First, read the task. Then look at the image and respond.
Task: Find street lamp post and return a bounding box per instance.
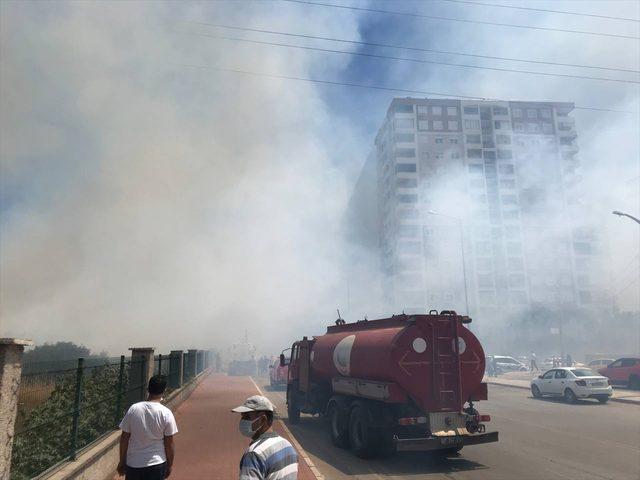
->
[612,210,640,225]
[428,210,470,315]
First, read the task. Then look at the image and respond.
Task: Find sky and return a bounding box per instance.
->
[0,0,638,356]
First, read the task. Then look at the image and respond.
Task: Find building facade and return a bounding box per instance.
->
[356,98,605,320]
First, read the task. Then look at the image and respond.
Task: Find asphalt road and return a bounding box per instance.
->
[256,380,640,480]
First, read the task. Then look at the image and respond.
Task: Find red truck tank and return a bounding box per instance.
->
[284,311,497,458]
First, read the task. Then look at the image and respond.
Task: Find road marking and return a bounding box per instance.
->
[250,377,325,480]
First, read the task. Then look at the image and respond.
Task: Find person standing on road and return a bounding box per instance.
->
[117,375,178,480]
[530,352,539,371]
[232,395,298,480]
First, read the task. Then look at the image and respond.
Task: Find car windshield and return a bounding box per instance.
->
[572,369,598,377]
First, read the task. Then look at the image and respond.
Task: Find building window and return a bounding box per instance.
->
[502,194,518,205]
[579,291,592,303]
[448,120,459,130]
[527,123,539,133]
[466,134,481,143]
[468,164,484,174]
[449,138,459,144]
[395,163,417,173]
[477,274,494,288]
[397,194,418,203]
[542,123,553,134]
[493,106,509,116]
[475,241,492,255]
[560,137,575,145]
[508,257,524,271]
[499,164,515,175]
[396,104,414,113]
[464,105,479,115]
[451,151,461,159]
[497,149,513,159]
[433,120,443,130]
[509,291,527,304]
[479,290,496,305]
[398,240,421,255]
[506,241,522,254]
[470,178,485,189]
[398,225,420,237]
[496,134,511,145]
[482,136,495,148]
[483,150,496,160]
[396,178,418,188]
[417,105,428,114]
[500,179,516,189]
[395,148,416,158]
[541,108,552,118]
[464,119,481,129]
[394,133,415,143]
[476,258,493,271]
[447,106,458,116]
[513,123,524,132]
[418,120,429,131]
[512,108,523,118]
[432,106,443,115]
[526,109,537,118]
[435,152,444,160]
[421,151,430,160]
[573,242,592,255]
[467,149,482,158]
[435,137,444,144]
[395,118,414,129]
[502,210,519,220]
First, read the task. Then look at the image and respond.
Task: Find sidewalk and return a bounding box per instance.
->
[115,374,318,479]
[484,373,640,405]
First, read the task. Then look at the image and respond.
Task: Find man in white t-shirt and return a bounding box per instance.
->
[117,375,178,479]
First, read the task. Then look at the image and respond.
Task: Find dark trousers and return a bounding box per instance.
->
[125,462,167,480]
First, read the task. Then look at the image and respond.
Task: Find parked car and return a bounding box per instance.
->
[587,359,614,370]
[269,355,289,389]
[598,357,640,390]
[493,355,528,372]
[531,367,612,403]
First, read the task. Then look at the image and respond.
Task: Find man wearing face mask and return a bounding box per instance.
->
[232,395,298,479]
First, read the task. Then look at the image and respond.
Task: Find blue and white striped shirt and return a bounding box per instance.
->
[239,431,298,480]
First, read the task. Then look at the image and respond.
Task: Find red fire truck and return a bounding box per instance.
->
[282,311,498,457]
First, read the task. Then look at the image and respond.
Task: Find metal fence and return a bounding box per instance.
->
[11,350,210,479]
[11,356,145,480]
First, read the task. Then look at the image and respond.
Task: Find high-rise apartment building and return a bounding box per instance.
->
[350,98,605,320]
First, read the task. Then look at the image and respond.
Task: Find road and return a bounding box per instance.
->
[256,380,640,480]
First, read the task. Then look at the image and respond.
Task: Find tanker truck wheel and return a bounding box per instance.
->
[348,404,378,458]
[287,388,300,424]
[329,403,350,449]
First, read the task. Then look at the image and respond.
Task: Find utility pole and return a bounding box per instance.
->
[428,210,470,315]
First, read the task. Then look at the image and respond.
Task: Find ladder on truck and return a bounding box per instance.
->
[431,314,464,411]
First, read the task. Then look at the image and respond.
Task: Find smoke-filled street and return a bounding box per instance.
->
[257,381,639,480]
[2,1,639,479]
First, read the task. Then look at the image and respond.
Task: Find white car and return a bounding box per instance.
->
[493,355,528,372]
[587,359,614,370]
[530,367,612,404]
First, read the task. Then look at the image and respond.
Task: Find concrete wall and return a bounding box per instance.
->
[38,369,211,480]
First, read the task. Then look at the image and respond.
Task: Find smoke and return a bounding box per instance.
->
[0,1,361,354]
[1,0,638,358]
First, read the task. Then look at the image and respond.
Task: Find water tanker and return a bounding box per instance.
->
[283,311,498,458]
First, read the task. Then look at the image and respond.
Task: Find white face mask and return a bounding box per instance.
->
[239,416,264,438]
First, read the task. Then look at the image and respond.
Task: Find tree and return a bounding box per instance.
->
[23,342,91,363]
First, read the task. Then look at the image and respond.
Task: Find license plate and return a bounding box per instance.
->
[440,436,462,446]
[592,382,604,387]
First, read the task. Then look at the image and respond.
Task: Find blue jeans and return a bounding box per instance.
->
[125,462,167,480]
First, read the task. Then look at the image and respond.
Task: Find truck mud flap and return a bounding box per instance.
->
[394,431,499,452]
